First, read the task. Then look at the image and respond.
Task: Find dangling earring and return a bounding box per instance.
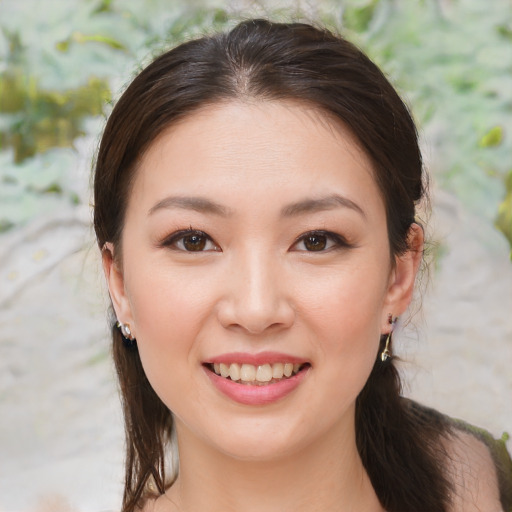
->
[381,314,397,362]
[117,321,137,348]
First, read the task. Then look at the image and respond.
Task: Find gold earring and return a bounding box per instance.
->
[381,315,397,362]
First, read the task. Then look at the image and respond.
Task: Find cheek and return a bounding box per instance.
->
[298,263,388,384]
[299,261,388,335]
[126,257,218,333]
[123,265,219,392]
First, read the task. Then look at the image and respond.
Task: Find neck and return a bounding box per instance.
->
[158,417,383,512]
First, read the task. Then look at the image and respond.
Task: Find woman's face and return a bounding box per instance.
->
[105,100,419,460]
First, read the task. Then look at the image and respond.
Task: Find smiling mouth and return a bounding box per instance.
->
[204,362,311,386]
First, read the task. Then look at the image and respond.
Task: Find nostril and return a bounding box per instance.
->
[216,279,295,334]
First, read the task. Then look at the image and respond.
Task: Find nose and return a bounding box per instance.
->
[217,250,295,335]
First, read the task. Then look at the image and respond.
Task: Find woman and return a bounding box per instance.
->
[93,19,511,512]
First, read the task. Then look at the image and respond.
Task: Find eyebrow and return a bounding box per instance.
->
[280,194,366,218]
[148,193,366,219]
[148,196,232,216]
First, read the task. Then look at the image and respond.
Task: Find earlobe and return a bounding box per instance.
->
[102,242,134,328]
[383,223,424,317]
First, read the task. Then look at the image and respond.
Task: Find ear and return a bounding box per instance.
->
[102,242,135,331]
[382,223,424,322]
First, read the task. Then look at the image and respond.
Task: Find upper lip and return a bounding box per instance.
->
[204,351,310,366]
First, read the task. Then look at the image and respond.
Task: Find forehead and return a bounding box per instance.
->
[130,100,383,216]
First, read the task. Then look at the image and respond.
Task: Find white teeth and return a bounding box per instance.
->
[240,363,256,382]
[211,361,305,383]
[220,363,230,378]
[272,363,284,379]
[256,364,273,382]
[229,363,241,381]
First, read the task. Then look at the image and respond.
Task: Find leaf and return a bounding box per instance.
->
[92,0,113,15]
[71,32,127,51]
[479,126,504,148]
[0,218,15,233]
[55,40,70,52]
[342,0,380,32]
[40,182,63,195]
[496,170,512,248]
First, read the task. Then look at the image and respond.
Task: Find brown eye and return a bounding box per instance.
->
[163,229,219,252]
[182,233,207,251]
[303,234,327,251]
[291,230,350,253]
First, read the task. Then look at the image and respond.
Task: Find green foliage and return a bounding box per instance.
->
[341,0,380,33]
[479,126,503,149]
[0,0,230,232]
[0,0,511,252]
[0,71,110,162]
[496,170,512,258]
[327,0,512,250]
[0,146,86,232]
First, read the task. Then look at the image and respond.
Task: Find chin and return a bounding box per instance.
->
[191,412,336,464]
[216,435,305,463]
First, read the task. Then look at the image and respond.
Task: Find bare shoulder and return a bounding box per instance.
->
[140,496,161,512]
[140,498,156,512]
[141,493,176,512]
[444,428,503,512]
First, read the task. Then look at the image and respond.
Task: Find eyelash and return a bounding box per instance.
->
[160,228,351,253]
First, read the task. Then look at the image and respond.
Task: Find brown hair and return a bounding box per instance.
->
[94,19,451,512]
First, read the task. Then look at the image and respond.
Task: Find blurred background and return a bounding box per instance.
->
[0,0,511,510]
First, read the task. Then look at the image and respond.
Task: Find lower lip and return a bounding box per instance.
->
[204,367,310,406]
